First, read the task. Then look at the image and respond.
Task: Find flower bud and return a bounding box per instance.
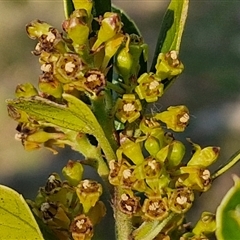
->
[155,105,190,132]
[15,83,38,98]
[115,94,142,123]
[26,20,52,39]
[192,212,216,236]
[62,160,84,186]
[62,9,90,46]
[167,140,186,168]
[187,140,220,167]
[155,50,184,80]
[92,12,122,51]
[144,136,161,157]
[76,179,102,213]
[135,72,164,102]
[117,137,144,165]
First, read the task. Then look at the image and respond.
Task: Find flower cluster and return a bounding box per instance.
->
[28,160,105,240]
[6,1,220,239]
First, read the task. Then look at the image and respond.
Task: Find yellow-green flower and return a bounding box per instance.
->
[154,105,190,132]
[135,72,164,102]
[115,94,142,123]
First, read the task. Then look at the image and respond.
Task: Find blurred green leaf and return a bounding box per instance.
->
[150,0,189,72]
[216,175,240,240]
[0,185,44,240]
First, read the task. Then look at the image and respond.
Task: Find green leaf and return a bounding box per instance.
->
[216,175,240,240]
[150,0,189,72]
[6,94,115,161]
[63,0,75,18]
[0,185,44,240]
[112,5,141,36]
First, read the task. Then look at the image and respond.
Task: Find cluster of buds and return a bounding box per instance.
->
[28,160,105,240]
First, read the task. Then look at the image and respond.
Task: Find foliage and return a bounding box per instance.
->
[3,0,240,239]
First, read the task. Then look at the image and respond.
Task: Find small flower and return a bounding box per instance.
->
[76,179,102,213]
[155,50,184,80]
[83,69,106,96]
[168,187,194,214]
[154,105,190,132]
[92,12,122,51]
[118,191,140,216]
[62,160,84,186]
[54,53,87,83]
[44,173,62,194]
[135,72,164,102]
[70,214,93,240]
[115,94,142,123]
[62,9,90,46]
[177,166,212,192]
[142,196,169,220]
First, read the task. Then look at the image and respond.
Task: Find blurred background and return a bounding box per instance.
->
[1,0,240,238]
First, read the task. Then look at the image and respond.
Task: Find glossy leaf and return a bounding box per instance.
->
[6,94,115,161]
[0,185,44,240]
[216,175,240,240]
[150,0,189,72]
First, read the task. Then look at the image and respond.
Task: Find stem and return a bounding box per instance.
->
[212,149,240,180]
[114,187,133,240]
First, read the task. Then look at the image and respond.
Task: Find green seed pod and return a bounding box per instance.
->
[167,140,186,168]
[76,179,102,213]
[192,211,216,236]
[15,83,38,98]
[38,72,63,98]
[115,94,142,123]
[142,196,169,221]
[62,9,90,46]
[135,72,164,103]
[155,105,190,132]
[91,12,122,51]
[115,44,133,82]
[62,160,84,186]
[144,136,161,156]
[155,50,184,80]
[167,187,194,214]
[187,140,220,167]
